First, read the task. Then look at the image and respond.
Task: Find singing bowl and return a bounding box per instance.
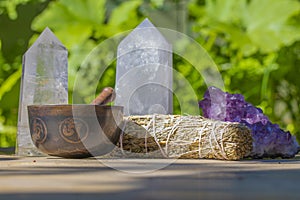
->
[27,105,123,158]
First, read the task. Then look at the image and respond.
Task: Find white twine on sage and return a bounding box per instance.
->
[116,115,252,160]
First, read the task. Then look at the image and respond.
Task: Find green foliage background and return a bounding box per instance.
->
[0,0,300,147]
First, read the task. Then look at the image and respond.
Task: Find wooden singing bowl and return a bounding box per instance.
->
[27,105,123,158]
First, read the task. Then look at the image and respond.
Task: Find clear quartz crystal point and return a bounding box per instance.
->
[115,18,173,115]
[17,27,68,156]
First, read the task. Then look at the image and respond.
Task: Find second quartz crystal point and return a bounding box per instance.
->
[115,18,173,115]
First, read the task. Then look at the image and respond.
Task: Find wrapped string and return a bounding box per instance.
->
[112,115,252,160]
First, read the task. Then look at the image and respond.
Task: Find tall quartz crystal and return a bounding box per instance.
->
[115,18,173,115]
[17,27,68,156]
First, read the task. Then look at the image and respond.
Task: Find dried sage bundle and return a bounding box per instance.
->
[108,115,252,160]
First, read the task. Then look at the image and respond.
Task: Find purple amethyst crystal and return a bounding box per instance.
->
[199,86,300,158]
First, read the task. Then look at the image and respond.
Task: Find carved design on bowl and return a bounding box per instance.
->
[31,117,47,144]
[59,118,89,144]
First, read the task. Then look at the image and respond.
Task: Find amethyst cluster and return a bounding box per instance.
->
[199,86,300,158]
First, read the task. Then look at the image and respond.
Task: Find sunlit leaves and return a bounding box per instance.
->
[58,0,106,24]
[195,0,300,55]
[245,0,300,53]
[0,0,33,19]
[32,0,105,48]
[0,68,21,102]
[102,0,142,36]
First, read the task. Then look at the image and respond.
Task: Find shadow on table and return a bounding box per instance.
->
[0,165,113,176]
[1,154,300,176]
[0,147,15,155]
[0,167,300,200]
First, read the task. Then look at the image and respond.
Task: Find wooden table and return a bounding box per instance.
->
[0,155,300,200]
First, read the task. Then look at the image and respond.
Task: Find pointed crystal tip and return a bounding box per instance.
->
[39,27,63,45]
[136,18,155,29]
[118,18,171,54]
[25,27,66,54]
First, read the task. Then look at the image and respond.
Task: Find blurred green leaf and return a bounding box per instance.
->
[0,67,21,102]
[32,0,106,48]
[205,0,246,24]
[199,0,300,55]
[242,0,300,53]
[0,123,16,147]
[150,0,164,8]
[102,0,142,36]
[108,0,142,26]
[59,0,106,24]
[0,0,34,19]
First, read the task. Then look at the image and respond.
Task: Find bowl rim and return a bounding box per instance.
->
[27,104,123,109]
[27,104,124,116]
